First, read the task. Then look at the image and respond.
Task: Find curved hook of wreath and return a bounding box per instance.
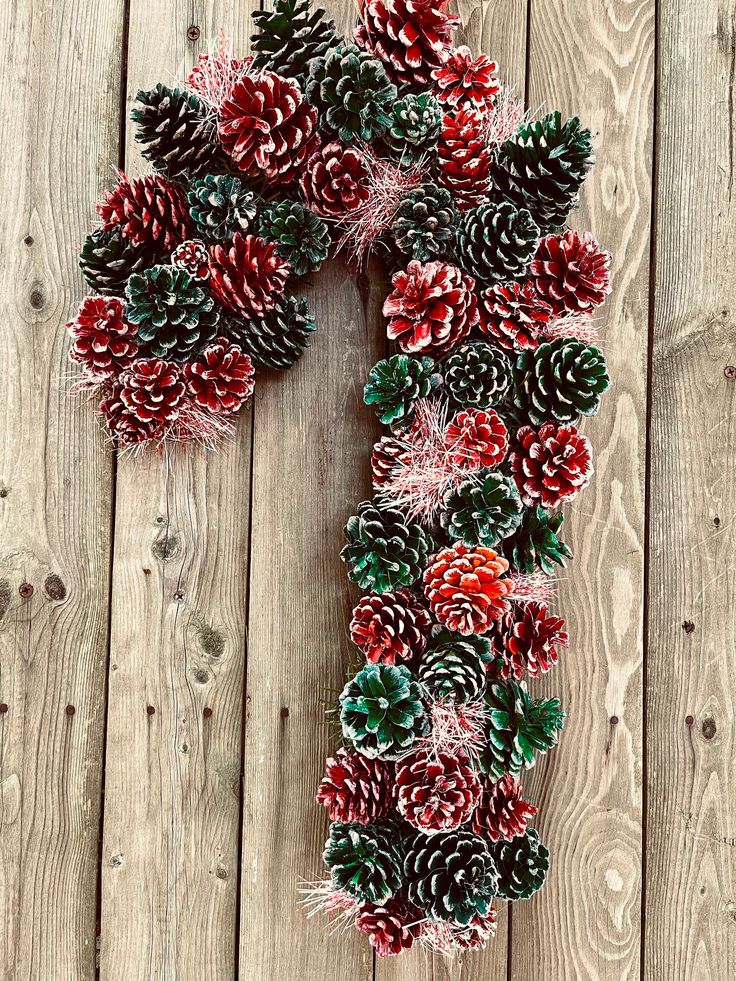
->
[65,0,613,960]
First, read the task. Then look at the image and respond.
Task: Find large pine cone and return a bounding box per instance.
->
[383,92,441,162]
[531,230,612,316]
[364,354,435,428]
[350,588,433,665]
[440,472,523,548]
[66,296,138,381]
[423,543,513,636]
[225,294,315,370]
[510,422,593,508]
[356,899,423,957]
[208,233,291,320]
[436,108,492,210]
[479,281,552,351]
[512,338,610,425]
[99,391,164,447]
[404,830,498,924]
[396,749,482,834]
[443,342,512,410]
[490,602,568,680]
[456,201,539,284]
[98,174,191,253]
[342,499,431,594]
[324,821,405,904]
[502,506,572,576]
[471,773,537,843]
[132,84,224,179]
[79,227,159,296]
[184,337,255,415]
[187,174,259,242]
[445,407,509,471]
[339,662,426,760]
[316,747,394,824]
[118,358,186,425]
[481,680,565,780]
[489,828,549,900]
[432,45,499,111]
[250,0,340,87]
[417,630,491,702]
[300,141,371,217]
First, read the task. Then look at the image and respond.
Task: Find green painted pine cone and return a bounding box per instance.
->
[489,828,549,900]
[418,630,492,703]
[392,183,458,262]
[132,84,225,179]
[364,354,435,428]
[443,342,512,409]
[251,0,341,87]
[341,499,431,593]
[491,112,594,232]
[513,339,610,425]
[225,295,316,369]
[257,200,330,276]
[340,663,427,759]
[404,830,499,924]
[187,174,259,242]
[125,264,220,361]
[306,43,397,143]
[324,821,405,903]
[441,472,523,547]
[383,92,441,162]
[480,680,565,780]
[456,201,539,283]
[79,226,158,296]
[502,507,572,575]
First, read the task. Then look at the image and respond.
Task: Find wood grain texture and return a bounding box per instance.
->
[510,2,654,979]
[645,0,736,977]
[98,3,256,979]
[0,1,123,978]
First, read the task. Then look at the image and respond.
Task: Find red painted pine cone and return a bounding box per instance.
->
[423,543,513,636]
[384,259,478,355]
[350,588,433,665]
[316,747,394,824]
[471,773,537,842]
[300,141,371,217]
[208,233,291,320]
[531,230,612,316]
[371,435,411,489]
[491,601,568,680]
[66,296,138,381]
[217,70,317,184]
[355,899,423,957]
[118,358,186,424]
[479,282,553,352]
[510,422,593,508]
[99,390,164,447]
[432,45,499,111]
[184,337,255,415]
[437,108,492,210]
[395,749,482,834]
[445,407,508,471]
[98,174,190,253]
[171,239,210,281]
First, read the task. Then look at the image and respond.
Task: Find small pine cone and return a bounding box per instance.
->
[443,342,512,410]
[445,407,508,471]
[432,45,499,112]
[97,174,191,253]
[479,282,552,352]
[79,226,158,297]
[502,506,572,576]
[342,499,431,594]
[531,230,612,316]
[456,201,540,284]
[349,588,433,665]
[436,109,492,210]
[404,830,498,924]
[226,294,316,370]
[354,0,460,88]
[324,820,405,904]
[300,141,371,217]
[417,631,491,703]
[187,174,259,242]
[364,354,435,428]
[316,747,394,824]
[481,680,565,779]
[339,662,426,759]
[356,899,423,957]
[489,828,549,900]
[118,358,186,425]
[391,183,457,262]
[371,435,411,489]
[510,422,593,508]
[491,602,569,680]
[184,337,255,415]
[132,84,224,179]
[66,296,138,381]
[384,259,478,355]
[208,233,291,320]
[257,200,330,276]
[471,773,537,842]
[99,390,164,447]
[218,71,317,183]
[513,339,610,426]
[423,543,513,636]
[171,240,210,281]
[250,0,340,87]
[396,749,482,835]
[440,472,522,548]
[383,92,442,163]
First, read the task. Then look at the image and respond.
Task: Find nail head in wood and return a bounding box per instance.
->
[19,582,34,598]
[681,620,695,634]
[147,705,156,716]
[66,704,75,716]
[610,715,619,725]
[187,24,201,41]
[724,365,736,380]
[685,715,694,726]
[203,706,213,719]
[0,703,8,714]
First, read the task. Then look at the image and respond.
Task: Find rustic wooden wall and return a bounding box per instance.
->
[0,1,734,979]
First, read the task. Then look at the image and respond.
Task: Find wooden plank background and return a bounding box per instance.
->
[0,1,734,979]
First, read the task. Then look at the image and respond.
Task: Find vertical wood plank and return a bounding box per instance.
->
[646,0,736,977]
[0,1,123,977]
[511,2,654,979]
[99,3,256,979]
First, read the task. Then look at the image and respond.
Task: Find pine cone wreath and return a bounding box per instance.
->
[225,294,316,369]
[356,899,423,957]
[391,183,457,262]
[341,499,431,593]
[436,108,492,210]
[117,358,186,426]
[355,0,460,88]
[257,200,330,276]
[66,296,138,381]
[171,239,210,281]
[479,281,553,351]
[132,84,224,179]
[502,506,572,575]
[316,747,394,824]
[404,830,498,924]
[364,354,435,428]
[383,92,442,163]
[99,390,164,447]
[443,342,512,410]
[184,337,255,415]
[324,820,405,903]
[531,230,612,316]
[250,0,341,87]
[124,264,220,361]
[396,749,482,834]
[299,141,371,217]
[440,472,523,548]
[384,259,478,355]
[417,630,491,703]
[79,226,158,296]
[489,828,549,900]
[423,543,514,636]
[510,422,593,508]
[339,662,426,759]
[456,201,540,284]
[491,602,568,680]
[218,70,317,183]
[513,338,610,425]
[97,174,191,253]
[187,174,259,242]
[350,588,433,665]
[306,43,397,144]
[208,233,291,320]
[490,112,594,232]
[371,434,412,489]
[480,680,565,780]
[471,773,537,843]
[445,407,509,471]
[432,45,499,111]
